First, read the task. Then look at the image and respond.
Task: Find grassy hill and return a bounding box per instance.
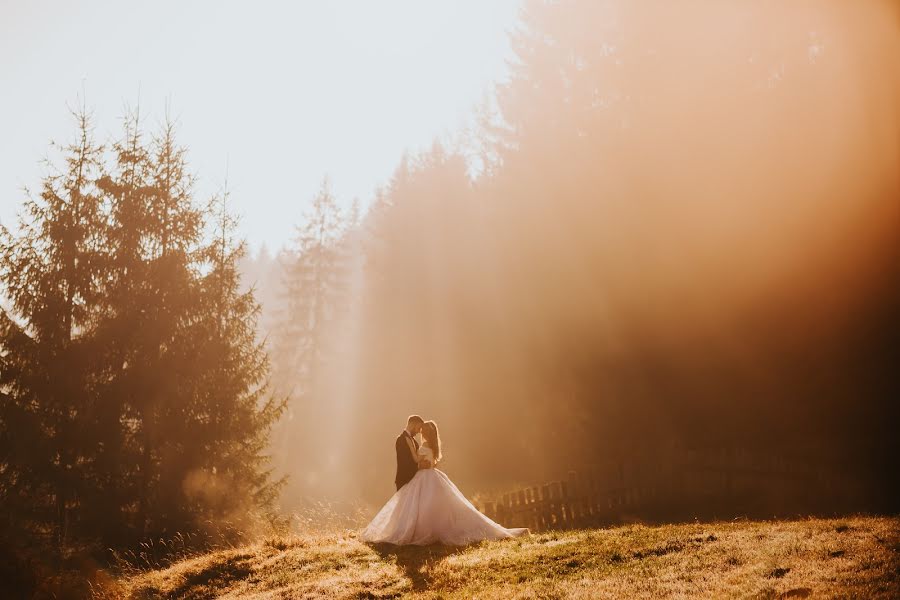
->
[104,516,898,599]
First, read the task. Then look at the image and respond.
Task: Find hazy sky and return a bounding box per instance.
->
[0,0,520,250]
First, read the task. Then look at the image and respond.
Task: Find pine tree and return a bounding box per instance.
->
[91,105,155,540]
[270,178,351,498]
[95,111,207,537]
[0,106,108,547]
[273,178,347,398]
[188,185,287,533]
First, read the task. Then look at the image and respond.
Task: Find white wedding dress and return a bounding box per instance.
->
[360,445,529,546]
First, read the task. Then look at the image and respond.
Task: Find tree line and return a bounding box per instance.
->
[254,0,900,509]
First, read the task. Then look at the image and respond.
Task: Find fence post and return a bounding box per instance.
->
[512,490,522,527]
[554,480,566,527]
[501,492,512,526]
[576,471,591,521]
[516,489,527,528]
[567,470,580,526]
[541,483,552,529]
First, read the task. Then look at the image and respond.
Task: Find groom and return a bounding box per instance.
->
[395,414,425,490]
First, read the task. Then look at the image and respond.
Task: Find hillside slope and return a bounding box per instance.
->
[109,516,898,599]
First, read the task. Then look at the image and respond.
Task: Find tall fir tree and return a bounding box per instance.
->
[189,185,286,530]
[270,178,352,498]
[95,111,207,537]
[0,106,109,547]
[92,105,155,540]
[273,178,348,398]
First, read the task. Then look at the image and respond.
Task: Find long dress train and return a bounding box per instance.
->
[360,446,529,546]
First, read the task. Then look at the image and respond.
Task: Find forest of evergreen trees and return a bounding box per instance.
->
[2,0,898,595]
[252,0,900,511]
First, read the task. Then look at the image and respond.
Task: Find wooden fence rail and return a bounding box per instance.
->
[479,448,841,532]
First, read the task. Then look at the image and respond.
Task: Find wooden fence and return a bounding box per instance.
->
[479,447,844,531]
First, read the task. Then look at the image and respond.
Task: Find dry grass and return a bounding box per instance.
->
[105,516,899,599]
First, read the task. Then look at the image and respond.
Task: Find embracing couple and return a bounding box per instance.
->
[360,415,529,546]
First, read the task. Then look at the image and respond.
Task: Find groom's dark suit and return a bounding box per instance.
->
[395,430,419,491]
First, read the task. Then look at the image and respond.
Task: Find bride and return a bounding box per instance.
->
[360,419,529,546]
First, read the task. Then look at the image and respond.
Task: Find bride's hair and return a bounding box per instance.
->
[422,420,442,464]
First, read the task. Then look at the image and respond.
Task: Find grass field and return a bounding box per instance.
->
[105,516,898,599]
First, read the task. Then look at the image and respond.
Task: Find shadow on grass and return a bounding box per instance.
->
[162,554,253,600]
[370,543,468,591]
